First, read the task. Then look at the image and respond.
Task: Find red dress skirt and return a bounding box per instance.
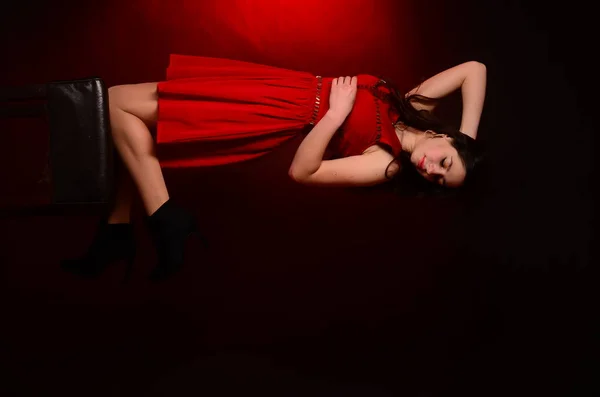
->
[156,54,321,168]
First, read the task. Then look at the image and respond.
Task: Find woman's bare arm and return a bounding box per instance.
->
[289,148,399,187]
[407,61,487,139]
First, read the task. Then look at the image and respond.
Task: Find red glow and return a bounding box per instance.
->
[136,0,417,82]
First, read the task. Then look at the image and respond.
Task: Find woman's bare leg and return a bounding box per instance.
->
[64,82,195,281]
[107,82,169,216]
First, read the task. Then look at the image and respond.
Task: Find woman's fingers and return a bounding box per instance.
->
[332,76,357,86]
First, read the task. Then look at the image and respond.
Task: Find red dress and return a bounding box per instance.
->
[156,54,402,168]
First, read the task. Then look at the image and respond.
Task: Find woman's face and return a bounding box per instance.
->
[410,134,466,187]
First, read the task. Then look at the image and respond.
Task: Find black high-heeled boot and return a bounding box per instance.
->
[61,220,136,282]
[145,199,201,282]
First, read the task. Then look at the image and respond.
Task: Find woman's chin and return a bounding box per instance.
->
[409,155,418,167]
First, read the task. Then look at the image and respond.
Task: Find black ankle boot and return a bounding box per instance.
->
[145,199,200,282]
[61,220,136,282]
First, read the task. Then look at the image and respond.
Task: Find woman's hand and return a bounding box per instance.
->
[327,76,357,122]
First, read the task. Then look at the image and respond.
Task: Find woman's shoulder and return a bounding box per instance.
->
[361,144,402,176]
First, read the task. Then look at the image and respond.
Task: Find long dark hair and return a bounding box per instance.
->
[374,77,484,195]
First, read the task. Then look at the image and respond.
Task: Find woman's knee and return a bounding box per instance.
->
[107,83,159,127]
[108,85,125,107]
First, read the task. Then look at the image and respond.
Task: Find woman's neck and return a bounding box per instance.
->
[395,123,426,153]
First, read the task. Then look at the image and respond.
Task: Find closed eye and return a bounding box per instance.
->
[442,157,453,171]
[439,157,452,186]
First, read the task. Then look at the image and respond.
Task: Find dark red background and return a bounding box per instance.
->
[0,1,594,396]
